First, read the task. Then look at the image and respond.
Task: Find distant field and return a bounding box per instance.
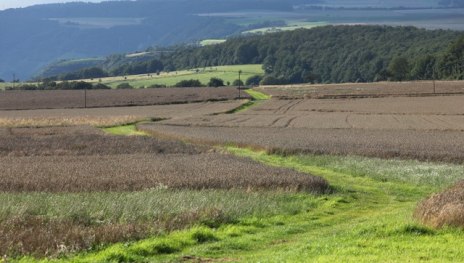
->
[205,7,464,31]
[81,64,263,88]
[200,39,227,46]
[243,21,327,34]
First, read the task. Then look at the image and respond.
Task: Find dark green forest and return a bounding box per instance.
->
[164,26,464,84]
[51,26,464,85]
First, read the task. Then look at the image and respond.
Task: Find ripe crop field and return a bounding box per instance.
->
[257,80,464,99]
[0,87,248,110]
[0,100,245,127]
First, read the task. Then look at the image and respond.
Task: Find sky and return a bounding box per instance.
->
[0,0,107,10]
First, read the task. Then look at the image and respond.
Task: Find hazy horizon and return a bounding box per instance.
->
[0,0,107,10]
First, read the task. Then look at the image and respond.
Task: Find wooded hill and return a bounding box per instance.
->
[47,26,464,85]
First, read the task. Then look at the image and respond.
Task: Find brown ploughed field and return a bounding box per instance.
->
[140,87,464,163]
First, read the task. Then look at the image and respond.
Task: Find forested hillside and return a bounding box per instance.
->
[0,0,322,80]
[48,26,464,84]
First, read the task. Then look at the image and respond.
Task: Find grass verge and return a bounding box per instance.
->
[226,89,270,114]
[102,123,148,136]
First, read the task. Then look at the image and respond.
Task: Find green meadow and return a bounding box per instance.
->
[82,64,263,88]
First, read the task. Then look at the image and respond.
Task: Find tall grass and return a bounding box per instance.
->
[0,189,318,257]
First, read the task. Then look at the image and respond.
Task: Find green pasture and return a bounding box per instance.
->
[84,64,263,88]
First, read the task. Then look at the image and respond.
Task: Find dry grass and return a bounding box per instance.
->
[0,101,246,127]
[0,87,249,110]
[0,190,303,257]
[415,180,464,228]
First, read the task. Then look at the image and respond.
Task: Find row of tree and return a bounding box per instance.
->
[3,81,111,91]
[2,75,261,90]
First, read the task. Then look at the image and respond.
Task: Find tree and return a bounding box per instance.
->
[410,55,437,80]
[234,43,259,64]
[245,75,262,86]
[175,79,203,87]
[388,57,410,81]
[260,76,284,85]
[0,78,4,83]
[232,79,244,86]
[93,83,112,90]
[439,36,464,79]
[208,77,224,87]
[116,83,134,89]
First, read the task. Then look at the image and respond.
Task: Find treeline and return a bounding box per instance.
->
[3,81,111,91]
[47,26,464,85]
[3,76,255,91]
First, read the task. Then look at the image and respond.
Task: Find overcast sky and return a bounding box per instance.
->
[0,1,107,10]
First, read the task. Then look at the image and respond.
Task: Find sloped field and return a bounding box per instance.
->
[141,95,464,162]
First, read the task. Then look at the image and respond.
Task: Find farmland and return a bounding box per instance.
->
[2,82,464,261]
[256,80,464,99]
[140,83,464,162]
[0,125,327,256]
[79,64,263,88]
[0,100,244,127]
[0,87,248,110]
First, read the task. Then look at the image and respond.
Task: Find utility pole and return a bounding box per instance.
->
[432,67,436,94]
[238,70,242,99]
[12,73,15,89]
